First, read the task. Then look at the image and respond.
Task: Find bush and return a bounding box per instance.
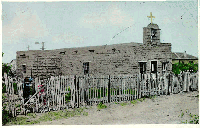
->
[137,97,146,102]
[172,63,198,75]
[181,113,199,124]
[120,102,128,106]
[97,102,107,109]
[2,83,6,93]
[130,100,137,105]
[2,109,12,125]
[2,83,18,94]
[2,100,14,126]
[65,87,71,102]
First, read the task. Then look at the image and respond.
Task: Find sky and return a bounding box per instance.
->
[2,0,198,63]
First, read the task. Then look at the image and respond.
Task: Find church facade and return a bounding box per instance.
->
[16,13,172,78]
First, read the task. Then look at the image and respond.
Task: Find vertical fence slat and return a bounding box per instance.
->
[92,75,94,104]
[103,75,105,103]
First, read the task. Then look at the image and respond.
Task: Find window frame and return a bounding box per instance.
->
[138,61,147,74]
[22,64,26,73]
[151,61,157,73]
[162,62,168,73]
[83,62,89,75]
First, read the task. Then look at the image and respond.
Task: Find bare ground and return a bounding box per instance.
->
[34,91,199,125]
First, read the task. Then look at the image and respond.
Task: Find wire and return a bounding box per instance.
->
[108,24,135,44]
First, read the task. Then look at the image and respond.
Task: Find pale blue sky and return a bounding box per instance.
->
[2,1,198,63]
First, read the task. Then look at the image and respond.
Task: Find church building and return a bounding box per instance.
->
[16,12,172,78]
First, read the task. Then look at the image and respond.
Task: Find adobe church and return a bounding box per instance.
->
[16,12,172,78]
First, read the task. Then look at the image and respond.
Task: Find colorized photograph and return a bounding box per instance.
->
[2,1,199,125]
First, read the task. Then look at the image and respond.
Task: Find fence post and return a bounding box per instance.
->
[182,72,187,92]
[108,75,111,103]
[168,73,171,95]
[187,72,190,92]
[74,75,78,108]
[76,75,80,108]
[137,74,141,99]
[196,73,199,92]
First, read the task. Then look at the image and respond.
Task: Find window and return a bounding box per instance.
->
[22,64,26,73]
[112,48,116,53]
[189,61,193,64]
[151,29,157,43]
[59,51,66,55]
[162,62,168,73]
[89,50,95,53]
[20,54,25,56]
[139,62,146,74]
[151,61,157,73]
[83,62,89,75]
[151,29,156,37]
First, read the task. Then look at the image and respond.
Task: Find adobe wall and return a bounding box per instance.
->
[16,42,172,78]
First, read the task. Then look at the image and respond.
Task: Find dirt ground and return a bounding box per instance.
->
[34,91,199,125]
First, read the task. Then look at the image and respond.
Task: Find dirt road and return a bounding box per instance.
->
[37,91,199,125]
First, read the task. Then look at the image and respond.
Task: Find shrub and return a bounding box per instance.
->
[2,83,6,93]
[189,114,199,124]
[180,110,199,124]
[65,87,71,102]
[120,102,128,106]
[130,100,137,105]
[97,102,107,109]
[181,114,199,124]
[172,62,198,75]
[2,83,18,94]
[149,95,156,99]
[2,109,12,125]
[137,97,146,102]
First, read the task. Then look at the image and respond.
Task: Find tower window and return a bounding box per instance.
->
[151,29,157,43]
[151,29,156,37]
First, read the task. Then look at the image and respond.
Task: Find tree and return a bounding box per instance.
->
[172,62,198,75]
[2,52,14,77]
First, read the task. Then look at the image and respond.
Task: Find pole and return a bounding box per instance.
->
[41,42,45,51]
[108,75,111,103]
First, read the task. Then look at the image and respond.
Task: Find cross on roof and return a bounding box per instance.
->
[147,12,155,24]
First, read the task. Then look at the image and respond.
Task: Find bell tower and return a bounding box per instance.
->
[143,12,161,46]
